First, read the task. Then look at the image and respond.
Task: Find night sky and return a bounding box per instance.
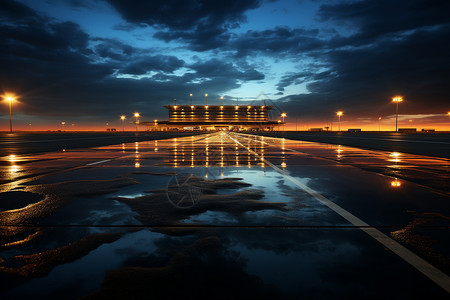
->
[1,0,449,130]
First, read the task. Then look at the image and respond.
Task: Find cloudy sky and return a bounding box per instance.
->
[1,0,449,130]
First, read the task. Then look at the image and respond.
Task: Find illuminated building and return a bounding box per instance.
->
[141,104,281,131]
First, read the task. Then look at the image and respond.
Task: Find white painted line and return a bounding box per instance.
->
[234,133,303,154]
[227,132,450,293]
[85,159,111,166]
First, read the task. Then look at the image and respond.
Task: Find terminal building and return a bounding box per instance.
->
[141,104,282,131]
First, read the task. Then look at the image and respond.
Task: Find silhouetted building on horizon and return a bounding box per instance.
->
[140,104,282,131]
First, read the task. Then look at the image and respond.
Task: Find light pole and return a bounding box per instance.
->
[134,112,140,132]
[378,117,381,132]
[120,115,126,132]
[5,96,15,133]
[205,93,208,105]
[190,93,193,105]
[220,96,224,105]
[392,97,403,132]
[61,121,66,131]
[281,113,286,131]
[336,111,343,131]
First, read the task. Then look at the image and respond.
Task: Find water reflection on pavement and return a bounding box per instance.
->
[0,132,449,299]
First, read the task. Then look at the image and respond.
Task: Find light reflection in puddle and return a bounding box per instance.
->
[178,167,325,225]
[115,193,146,199]
[9,165,20,173]
[6,229,164,299]
[391,178,401,187]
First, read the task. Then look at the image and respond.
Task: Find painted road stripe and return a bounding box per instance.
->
[227,132,450,293]
[85,159,111,166]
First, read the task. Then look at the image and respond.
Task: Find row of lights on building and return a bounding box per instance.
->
[172,105,267,110]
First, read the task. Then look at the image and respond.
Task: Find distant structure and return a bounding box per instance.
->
[309,128,324,132]
[398,128,417,133]
[141,103,281,131]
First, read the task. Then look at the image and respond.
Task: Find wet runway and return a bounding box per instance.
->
[0,132,449,299]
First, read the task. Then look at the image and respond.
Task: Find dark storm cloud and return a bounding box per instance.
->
[0,0,40,20]
[276,69,339,93]
[232,27,322,57]
[153,26,231,52]
[319,0,450,44]
[106,0,261,30]
[1,1,89,51]
[120,55,185,75]
[0,1,99,88]
[189,59,264,81]
[107,0,262,51]
[94,39,135,60]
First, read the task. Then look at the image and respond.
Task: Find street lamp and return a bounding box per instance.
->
[221,96,224,105]
[378,117,382,132]
[134,112,140,132]
[190,93,193,105]
[392,97,403,132]
[281,113,286,131]
[4,95,15,133]
[205,93,208,105]
[120,115,126,132]
[336,111,343,131]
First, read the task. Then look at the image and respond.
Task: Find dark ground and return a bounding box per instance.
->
[254,131,450,158]
[0,131,203,156]
[1,131,448,158]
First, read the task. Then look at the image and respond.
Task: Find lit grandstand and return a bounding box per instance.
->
[140,104,282,131]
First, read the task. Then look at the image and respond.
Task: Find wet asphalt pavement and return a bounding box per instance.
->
[0,132,449,299]
[0,132,202,157]
[257,131,450,158]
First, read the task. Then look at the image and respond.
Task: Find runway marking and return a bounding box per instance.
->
[85,159,112,166]
[227,132,450,293]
